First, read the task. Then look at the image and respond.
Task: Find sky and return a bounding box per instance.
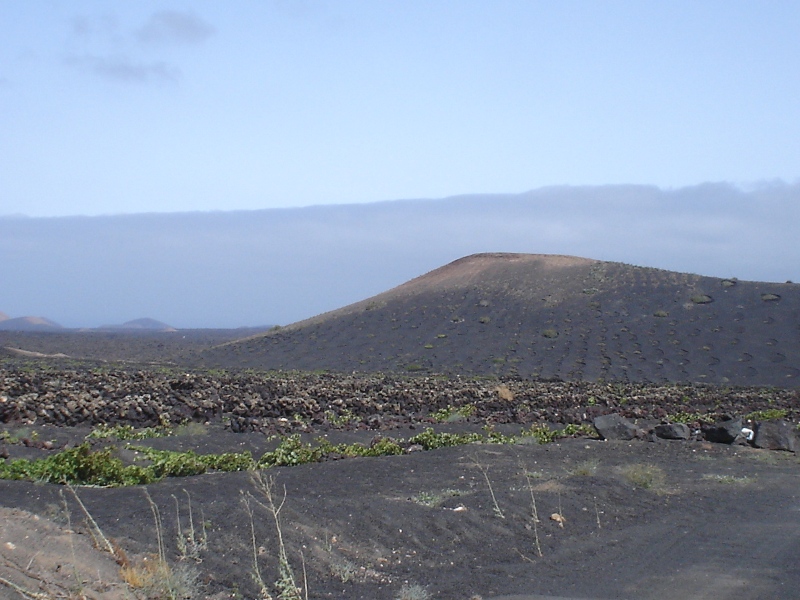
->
[1,1,799,217]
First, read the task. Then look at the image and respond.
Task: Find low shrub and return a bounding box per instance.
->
[432,404,476,422]
[1,421,597,486]
[744,408,788,422]
[665,411,713,424]
[621,464,665,489]
[0,443,155,486]
[522,424,559,444]
[702,474,752,485]
[87,424,168,441]
[134,446,255,477]
[408,428,483,450]
[257,434,325,468]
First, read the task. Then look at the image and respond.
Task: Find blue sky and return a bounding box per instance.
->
[2,1,799,217]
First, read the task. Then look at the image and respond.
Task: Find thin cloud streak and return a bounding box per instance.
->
[64,54,181,83]
[61,10,212,84]
[136,11,215,45]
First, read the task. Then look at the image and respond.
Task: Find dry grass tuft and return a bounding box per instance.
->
[569,459,599,477]
[396,582,431,600]
[620,464,666,490]
[495,385,514,401]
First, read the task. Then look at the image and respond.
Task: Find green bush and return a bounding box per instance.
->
[408,428,483,450]
[257,434,325,468]
[332,437,404,458]
[0,415,598,487]
[484,429,517,444]
[0,443,155,486]
[133,446,255,477]
[521,424,559,444]
[744,408,788,422]
[86,424,168,441]
[432,404,476,422]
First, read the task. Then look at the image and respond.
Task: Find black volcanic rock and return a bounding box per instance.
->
[654,423,692,440]
[703,416,743,444]
[1,368,797,434]
[593,413,639,440]
[753,420,797,452]
[200,253,800,387]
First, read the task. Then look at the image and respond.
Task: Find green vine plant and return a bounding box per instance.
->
[0,424,597,487]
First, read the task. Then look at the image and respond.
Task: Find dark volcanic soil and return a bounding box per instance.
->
[1,365,800,599]
[0,328,268,366]
[1,427,799,600]
[2,285,799,600]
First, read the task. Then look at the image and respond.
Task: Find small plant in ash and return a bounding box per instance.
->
[431,404,476,422]
[396,583,431,600]
[620,464,665,490]
[569,459,599,477]
[87,424,169,441]
[245,472,307,600]
[472,455,505,519]
[744,408,788,422]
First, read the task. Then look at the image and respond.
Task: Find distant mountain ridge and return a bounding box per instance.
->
[98,318,176,332]
[0,316,63,332]
[0,313,175,332]
[201,253,800,387]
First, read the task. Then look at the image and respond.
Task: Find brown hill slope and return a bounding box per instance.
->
[201,253,800,387]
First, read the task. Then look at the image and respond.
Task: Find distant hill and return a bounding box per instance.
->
[0,311,9,322]
[99,318,177,332]
[0,316,63,332]
[201,253,800,387]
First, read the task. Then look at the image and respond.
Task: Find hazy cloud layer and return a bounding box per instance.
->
[136,11,215,45]
[1,184,797,329]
